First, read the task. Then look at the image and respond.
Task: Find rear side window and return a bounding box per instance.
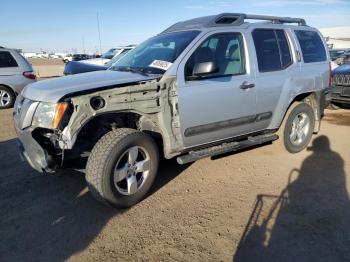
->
[0,51,18,68]
[252,29,292,72]
[295,30,327,63]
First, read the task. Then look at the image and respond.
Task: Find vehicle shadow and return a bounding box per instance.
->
[149,157,191,196]
[233,135,350,262]
[0,139,188,262]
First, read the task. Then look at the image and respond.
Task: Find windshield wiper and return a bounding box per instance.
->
[113,67,149,76]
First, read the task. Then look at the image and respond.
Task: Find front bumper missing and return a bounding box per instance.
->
[15,126,55,173]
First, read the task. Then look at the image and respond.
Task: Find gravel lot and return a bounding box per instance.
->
[0,106,349,262]
[29,58,65,78]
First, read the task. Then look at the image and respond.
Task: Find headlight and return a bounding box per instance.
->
[32,102,69,129]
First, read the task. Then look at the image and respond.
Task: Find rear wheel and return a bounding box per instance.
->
[0,86,15,109]
[85,128,159,208]
[278,102,315,153]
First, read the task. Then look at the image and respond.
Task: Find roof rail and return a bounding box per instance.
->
[161,13,306,34]
[209,13,306,26]
[244,14,306,26]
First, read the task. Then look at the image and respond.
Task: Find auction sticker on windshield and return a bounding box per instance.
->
[149,60,173,70]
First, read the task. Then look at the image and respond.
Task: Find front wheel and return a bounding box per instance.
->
[278,102,315,153]
[85,128,159,208]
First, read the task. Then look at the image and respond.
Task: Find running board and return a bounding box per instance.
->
[176,133,278,165]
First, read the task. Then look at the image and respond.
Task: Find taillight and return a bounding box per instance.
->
[23,71,36,80]
[329,62,333,87]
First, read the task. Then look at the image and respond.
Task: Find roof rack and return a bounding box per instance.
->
[162,13,306,34]
[244,14,306,26]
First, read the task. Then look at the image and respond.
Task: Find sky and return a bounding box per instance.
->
[1,0,350,53]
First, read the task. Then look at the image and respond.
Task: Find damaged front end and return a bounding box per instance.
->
[13,96,73,173]
[14,76,183,173]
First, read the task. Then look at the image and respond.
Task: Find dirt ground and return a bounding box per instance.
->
[28,58,65,78]
[0,107,349,262]
[28,58,65,66]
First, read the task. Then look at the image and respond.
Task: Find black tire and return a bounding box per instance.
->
[85,128,159,208]
[0,86,16,109]
[278,102,315,153]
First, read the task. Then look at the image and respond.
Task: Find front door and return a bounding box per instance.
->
[176,31,258,148]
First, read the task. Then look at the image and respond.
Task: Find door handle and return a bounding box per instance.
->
[240,81,255,90]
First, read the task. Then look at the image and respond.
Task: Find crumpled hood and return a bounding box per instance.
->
[22,70,157,103]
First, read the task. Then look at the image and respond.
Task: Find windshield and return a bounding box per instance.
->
[110,30,200,75]
[106,49,132,67]
[102,48,119,59]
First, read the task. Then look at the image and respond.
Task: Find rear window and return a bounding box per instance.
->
[0,51,18,68]
[252,29,292,72]
[295,30,327,63]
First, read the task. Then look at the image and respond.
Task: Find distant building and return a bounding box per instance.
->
[319,26,350,49]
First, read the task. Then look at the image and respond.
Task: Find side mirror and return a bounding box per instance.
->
[192,61,219,77]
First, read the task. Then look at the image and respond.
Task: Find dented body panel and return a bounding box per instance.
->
[60,76,183,158]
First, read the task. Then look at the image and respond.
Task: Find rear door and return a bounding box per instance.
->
[176,31,258,148]
[251,28,298,130]
[293,29,329,89]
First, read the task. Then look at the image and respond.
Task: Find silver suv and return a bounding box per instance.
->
[14,13,331,208]
[0,47,36,109]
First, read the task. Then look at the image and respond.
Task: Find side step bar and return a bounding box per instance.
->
[176,133,278,165]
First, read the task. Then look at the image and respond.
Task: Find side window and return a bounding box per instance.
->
[276,30,292,67]
[185,33,245,80]
[294,30,327,63]
[252,29,292,72]
[0,51,18,68]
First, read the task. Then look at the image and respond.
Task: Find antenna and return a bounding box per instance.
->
[96,12,103,56]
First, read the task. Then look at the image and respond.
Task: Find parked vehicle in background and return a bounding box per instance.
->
[63,54,91,63]
[331,63,350,107]
[80,46,135,66]
[72,54,91,61]
[329,49,349,61]
[335,51,350,65]
[63,62,108,75]
[14,13,331,208]
[22,52,38,59]
[63,54,73,63]
[63,47,133,75]
[0,47,36,109]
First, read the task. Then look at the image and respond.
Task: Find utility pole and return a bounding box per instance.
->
[97,12,103,56]
[82,36,86,54]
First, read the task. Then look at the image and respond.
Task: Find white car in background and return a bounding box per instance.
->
[62,54,73,63]
[80,46,135,66]
[22,52,38,59]
[0,47,36,109]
